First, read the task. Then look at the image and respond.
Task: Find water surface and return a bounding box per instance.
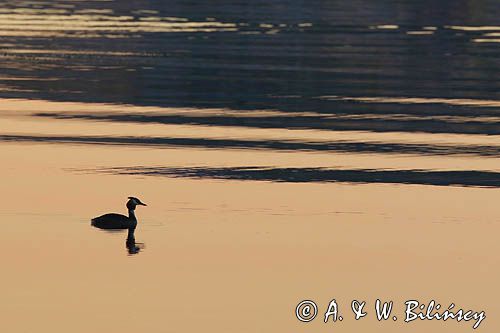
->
[0,1,499,332]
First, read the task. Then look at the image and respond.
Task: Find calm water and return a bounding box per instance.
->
[0,1,499,332]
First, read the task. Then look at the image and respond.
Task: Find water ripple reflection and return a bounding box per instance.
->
[1,1,500,189]
[87,166,500,188]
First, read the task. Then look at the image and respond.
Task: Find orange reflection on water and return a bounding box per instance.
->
[1,134,499,333]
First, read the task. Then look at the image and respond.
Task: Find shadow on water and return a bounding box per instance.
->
[1,134,499,157]
[34,111,500,136]
[88,166,500,188]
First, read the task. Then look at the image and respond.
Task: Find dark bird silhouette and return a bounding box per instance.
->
[91,197,147,241]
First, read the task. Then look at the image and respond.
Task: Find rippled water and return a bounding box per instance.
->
[1,0,500,185]
[2,0,500,109]
[0,1,500,187]
[1,2,499,332]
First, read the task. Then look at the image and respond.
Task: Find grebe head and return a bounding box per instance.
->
[127,196,147,210]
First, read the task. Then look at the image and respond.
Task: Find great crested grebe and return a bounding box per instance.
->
[91,197,147,240]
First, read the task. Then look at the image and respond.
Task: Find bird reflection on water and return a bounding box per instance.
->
[126,238,145,255]
[91,197,147,256]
